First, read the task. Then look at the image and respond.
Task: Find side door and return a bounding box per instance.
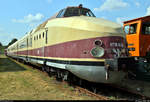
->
[140,22,150,56]
[124,22,140,56]
[44,29,48,57]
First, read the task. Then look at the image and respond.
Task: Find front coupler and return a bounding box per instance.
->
[105,57,136,72]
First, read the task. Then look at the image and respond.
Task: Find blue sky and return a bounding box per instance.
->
[0,0,150,45]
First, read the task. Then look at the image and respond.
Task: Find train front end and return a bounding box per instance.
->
[49,5,130,84]
[81,18,129,84]
[37,4,130,84]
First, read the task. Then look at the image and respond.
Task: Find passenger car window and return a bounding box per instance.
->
[39,34,41,39]
[46,30,48,44]
[43,32,44,38]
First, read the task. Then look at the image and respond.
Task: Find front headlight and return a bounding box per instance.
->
[91,47,105,57]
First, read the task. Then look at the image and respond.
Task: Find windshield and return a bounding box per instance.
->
[124,23,137,35]
[64,8,96,17]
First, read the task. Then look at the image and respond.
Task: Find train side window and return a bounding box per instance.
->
[46,30,48,44]
[27,38,28,47]
[124,25,129,34]
[39,34,41,39]
[43,32,44,38]
[37,35,38,40]
[129,23,137,34]
[30,38,32,47]
[142,23,150,35]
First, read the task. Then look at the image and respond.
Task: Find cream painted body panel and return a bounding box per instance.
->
[44,16,125,46]
[6,15,127,85]
[8,16,125,53]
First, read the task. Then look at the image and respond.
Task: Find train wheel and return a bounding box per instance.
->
[49,68,55,77]
[48,68,52,77]
[79,79,82,86]
[67,73,74,86]
[56,70,64,82]
[62,73,68,81]
[42,66,45,72]
[22,60,26,64]
[17,58,19,62]
[92,86,97,93]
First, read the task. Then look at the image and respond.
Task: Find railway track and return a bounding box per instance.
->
[75,86,108,100]
[9,57,150,100]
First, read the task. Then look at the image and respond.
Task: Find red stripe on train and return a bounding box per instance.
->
[15,36,125,59]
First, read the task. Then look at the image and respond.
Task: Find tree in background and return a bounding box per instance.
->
[7,38,18,48]
[0,42,2,46]
[0,42,4,54]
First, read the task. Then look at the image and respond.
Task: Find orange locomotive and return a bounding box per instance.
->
[124,16,150,57]
[123,16,150,98]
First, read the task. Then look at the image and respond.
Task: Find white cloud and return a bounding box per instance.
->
[12,13,44,23]
[47,0,52,3]
[12,13,44,30]
[146,6,150,16]
[116,17,129,25]
[135,2,140,7]
[101,16,107,19]
[94,0,128,12]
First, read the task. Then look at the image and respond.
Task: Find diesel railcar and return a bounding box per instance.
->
[7,5,128,84]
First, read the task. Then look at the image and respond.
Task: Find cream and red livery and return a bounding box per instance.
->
[7,5,128,84]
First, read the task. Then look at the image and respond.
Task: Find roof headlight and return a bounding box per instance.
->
[91,47,105,57]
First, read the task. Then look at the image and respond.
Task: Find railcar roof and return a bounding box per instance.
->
[34,12,59,32]
[124,15,150,24]
[34,6,93,32]
[8,41,18,49]
[27,5,123,37]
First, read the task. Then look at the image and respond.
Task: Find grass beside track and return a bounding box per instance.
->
[0,55,101,100]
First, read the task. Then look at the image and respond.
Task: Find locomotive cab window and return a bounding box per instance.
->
[124,25,129,34]
[56,10,63,18]
[57,9,66,18]
[80,8,95,17]
[129,23,137,34]
[63,7,95,17]
[142,22,150,35]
